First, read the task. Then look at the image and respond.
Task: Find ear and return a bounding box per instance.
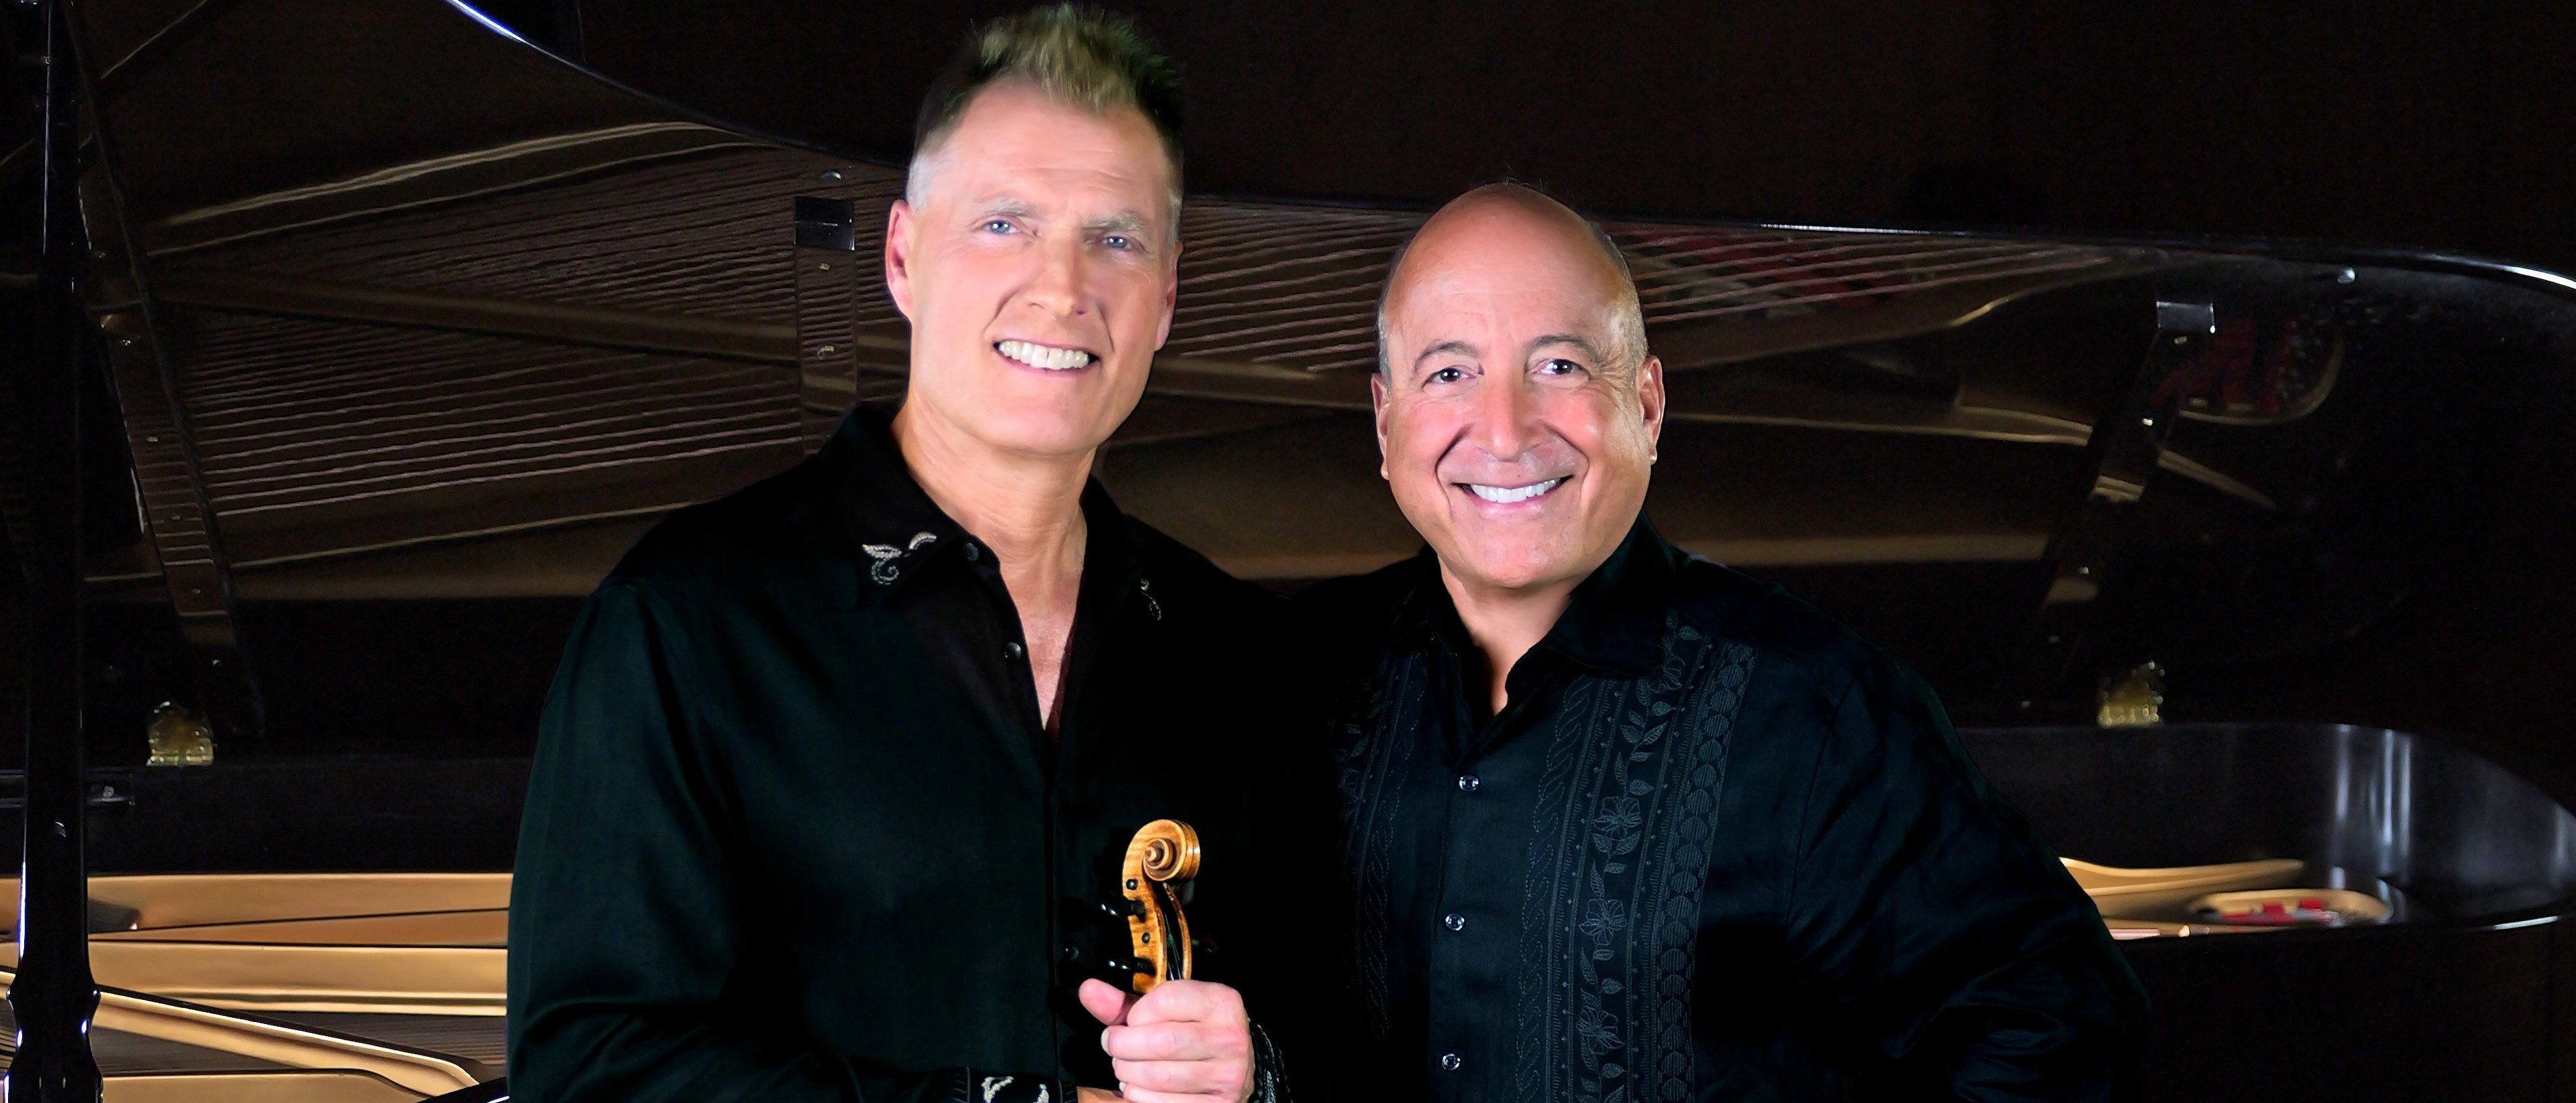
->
[1153,237,1181,351]
[884,199,919,324]
[1635,354,1666,462]
[1370,371,1392,481]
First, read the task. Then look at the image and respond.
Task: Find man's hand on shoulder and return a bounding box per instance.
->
[1078,978,1255,1103]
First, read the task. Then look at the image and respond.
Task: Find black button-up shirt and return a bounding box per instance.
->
[1307,519,2147,1101]
[508,408,1335,1103]
[831,412,1125,744]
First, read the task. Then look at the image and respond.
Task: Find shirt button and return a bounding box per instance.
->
[1443,912,1466,932]
[963,542,981,562]
[1439,1053,1463,1072]
[1002,641,1025,661]
[1457,774,1481,792]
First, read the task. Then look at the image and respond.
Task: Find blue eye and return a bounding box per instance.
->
[1102,234,1134,251]
[1429,366,1467,384]
[982,219,1016,234]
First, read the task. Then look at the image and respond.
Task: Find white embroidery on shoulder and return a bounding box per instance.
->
[862,531,941,584]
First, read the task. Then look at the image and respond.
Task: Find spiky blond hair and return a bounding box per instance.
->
[908,5,1184,228]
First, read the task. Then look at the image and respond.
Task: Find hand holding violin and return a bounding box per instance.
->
[1079,977,1256,1103]
[1079,820,1255,1102]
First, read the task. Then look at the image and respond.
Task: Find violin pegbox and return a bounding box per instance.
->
[1121,819,1202,993]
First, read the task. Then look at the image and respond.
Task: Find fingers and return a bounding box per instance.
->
[1101,1019,1248,1063]
[1122,979,1246,1028]
[1118,1085,1244,1103]
[1112,1057,1251,1102]
[1078,977,1139,1027]
[1095,981,1253,1103]
[1100,981,1249,1063]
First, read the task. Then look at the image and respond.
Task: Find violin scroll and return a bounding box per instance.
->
[1121,819,1200,993]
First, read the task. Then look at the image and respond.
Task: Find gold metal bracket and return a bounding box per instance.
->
[146,701,214,766]
[2097,662,2166,727]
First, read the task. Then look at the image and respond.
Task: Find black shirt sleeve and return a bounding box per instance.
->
[1781,653,2150,1101]
[505,582,1064,1103]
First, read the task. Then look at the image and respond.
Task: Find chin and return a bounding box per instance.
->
[981,418,1111,458]
[1447,541,1583,594]
[951,396,1119,456]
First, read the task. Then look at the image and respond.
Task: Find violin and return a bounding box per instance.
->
[1120,819,1201,993]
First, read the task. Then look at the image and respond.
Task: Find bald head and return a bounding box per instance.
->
[1366,182,1668,608]
[1378,184,1647,377]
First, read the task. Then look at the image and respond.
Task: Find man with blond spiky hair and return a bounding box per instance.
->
[508,8,1338,1103]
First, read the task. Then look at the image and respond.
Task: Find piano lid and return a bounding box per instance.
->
[9,0,2576,746]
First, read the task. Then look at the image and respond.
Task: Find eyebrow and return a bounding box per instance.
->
[1084,210,1162,254]
[1529,333,1611,361]
[974,196,1040,220]
[1083,210,1155,238]
[974,199,1160,252]
[1411,339,1479,374]
[1406,334,1610,373]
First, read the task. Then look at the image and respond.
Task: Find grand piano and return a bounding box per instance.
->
[4,1,2575,1100]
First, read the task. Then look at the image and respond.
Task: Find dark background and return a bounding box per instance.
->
[0,9,2567,1096]
[484,0,2576,273]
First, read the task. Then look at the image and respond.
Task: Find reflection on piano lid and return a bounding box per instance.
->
[1977,724,2576,928]
[2063,857,2308,921]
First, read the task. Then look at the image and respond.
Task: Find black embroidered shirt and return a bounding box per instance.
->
[1306,518,2148,1102]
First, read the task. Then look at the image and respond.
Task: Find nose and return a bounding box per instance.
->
[1465,368,1543,460]
[1023,232,1087,319]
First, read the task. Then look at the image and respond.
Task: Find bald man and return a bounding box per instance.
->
[1302,185,2147,1100]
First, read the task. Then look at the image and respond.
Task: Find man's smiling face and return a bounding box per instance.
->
[885,80,1178,460]
[1374,189,1664,598]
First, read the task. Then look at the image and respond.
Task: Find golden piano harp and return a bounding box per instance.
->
[1121,819,1203,993]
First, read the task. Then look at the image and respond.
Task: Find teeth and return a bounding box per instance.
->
[1465,477,1566,504]
[996,339,1094,371]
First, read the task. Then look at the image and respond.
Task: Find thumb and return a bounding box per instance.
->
[1078,978,1137,1026]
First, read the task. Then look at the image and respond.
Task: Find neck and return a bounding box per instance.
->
[1437,564,1584,719]
[890,402,1093,570]
[890,399,1093,731]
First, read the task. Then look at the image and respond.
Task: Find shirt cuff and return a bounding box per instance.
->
[1249,1018,1289,1103]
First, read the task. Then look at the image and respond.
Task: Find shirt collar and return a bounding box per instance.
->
[818,404,1140,604]
[1393,513,1682,680]
[1540,515,1682,677]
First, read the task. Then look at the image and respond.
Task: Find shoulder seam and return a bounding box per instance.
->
[595,578,716,745]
